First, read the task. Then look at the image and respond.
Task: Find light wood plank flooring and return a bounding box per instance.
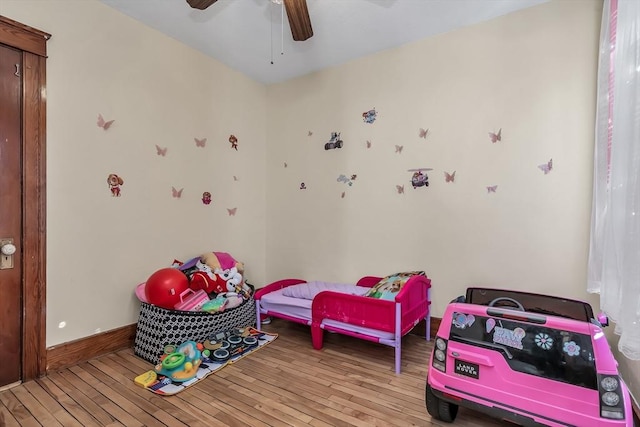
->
[0,319,505,426]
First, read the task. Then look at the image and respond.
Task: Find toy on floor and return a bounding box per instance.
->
[154,341,203,382]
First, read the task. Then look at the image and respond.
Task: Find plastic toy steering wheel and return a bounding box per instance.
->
[162,352,186,370]
[488,297,525,311]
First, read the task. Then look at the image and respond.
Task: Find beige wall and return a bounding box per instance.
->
[266,0,602,318]
[1,0,268,347]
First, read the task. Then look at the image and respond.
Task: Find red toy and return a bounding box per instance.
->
[145,268,189,309]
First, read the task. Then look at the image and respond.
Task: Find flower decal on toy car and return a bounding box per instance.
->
[535,333,553,350]
[563,340,581,356]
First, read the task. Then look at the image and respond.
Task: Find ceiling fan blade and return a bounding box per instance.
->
[283,0,313,41]
[186,0,218,10]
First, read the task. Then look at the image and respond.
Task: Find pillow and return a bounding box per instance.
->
[365,271,425,300]
[282,281,364,300]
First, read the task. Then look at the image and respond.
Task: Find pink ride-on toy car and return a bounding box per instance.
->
[426,287,634,426]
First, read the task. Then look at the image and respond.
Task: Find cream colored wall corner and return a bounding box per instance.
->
[265,0,602,318]
[1,0,267,347]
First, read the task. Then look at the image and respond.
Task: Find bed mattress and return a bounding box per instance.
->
[259,286,395,340]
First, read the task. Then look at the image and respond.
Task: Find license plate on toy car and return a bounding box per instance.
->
[454,359,479,379]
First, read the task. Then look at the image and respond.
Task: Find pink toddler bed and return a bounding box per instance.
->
[255,272,431,374]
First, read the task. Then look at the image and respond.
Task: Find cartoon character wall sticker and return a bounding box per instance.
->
[202,192,212,205]
[325,132,343,150]
[337,174,355,186]
[229,134,238,151]
[408,168,432,188]
[362,108,377,124]
[107,174,123,196]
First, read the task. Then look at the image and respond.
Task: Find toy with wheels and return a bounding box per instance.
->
[155,341,203,382]
[144,268,189,309]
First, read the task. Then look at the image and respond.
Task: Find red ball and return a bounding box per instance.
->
[144,268,189,309]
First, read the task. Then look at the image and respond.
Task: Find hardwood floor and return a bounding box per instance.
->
[0,319,505,426]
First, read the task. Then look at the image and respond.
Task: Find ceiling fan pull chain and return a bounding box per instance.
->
[281,1,284,56]
[270,0,274,64]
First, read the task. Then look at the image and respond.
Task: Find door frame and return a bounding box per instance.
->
[0,15,49,380]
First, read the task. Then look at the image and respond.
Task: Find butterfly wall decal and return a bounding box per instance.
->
[366,140,372,148]
[444,171,456,183]
[396,185,405,194]
[155,145,167,156]
[172,187,183,198]
[341,192,345,199]
[538,158,553,174]
[308,131,313,137]
[233,176,239,181]
[489,128,502,143]
[227,207,237,216]
[97,114,115,130]
[419,128,429,139]
[300,182,307,190]
[486,185,498,193]
[284,162,288,168]
[195,137,206,148]
[395,145,403,154]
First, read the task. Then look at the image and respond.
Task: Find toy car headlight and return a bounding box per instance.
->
[602,392,620,406]
[434,349,446,362]
[435,338,447,351]
[601,377,619,392]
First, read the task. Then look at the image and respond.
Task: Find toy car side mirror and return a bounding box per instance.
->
[451,295,466,303]
[597,312,609,327]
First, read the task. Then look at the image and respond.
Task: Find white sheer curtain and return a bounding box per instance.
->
[588,0,640,360]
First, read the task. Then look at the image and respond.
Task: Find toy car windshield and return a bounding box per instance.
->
[465,287,595,323]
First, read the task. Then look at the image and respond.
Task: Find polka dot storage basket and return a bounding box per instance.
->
[133,288,256,364]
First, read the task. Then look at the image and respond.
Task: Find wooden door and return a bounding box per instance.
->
[0,15,49,384]
[0,43,23,387]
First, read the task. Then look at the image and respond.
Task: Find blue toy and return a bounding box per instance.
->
[154,341,202,382]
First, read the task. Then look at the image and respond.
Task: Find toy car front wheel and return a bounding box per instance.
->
[426,383,458,422]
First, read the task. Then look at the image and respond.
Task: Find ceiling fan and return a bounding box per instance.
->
[186,0,313,41]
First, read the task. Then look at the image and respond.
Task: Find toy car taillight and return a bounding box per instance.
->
[601,376,619,392]
[432,337,447,372]
[598,375,626,420]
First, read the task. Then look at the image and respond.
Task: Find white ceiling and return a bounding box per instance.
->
[99,0,549,85]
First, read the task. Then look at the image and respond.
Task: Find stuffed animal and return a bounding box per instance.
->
[189,252,252,299]
[188,259,228,295]
[200,252,244,275]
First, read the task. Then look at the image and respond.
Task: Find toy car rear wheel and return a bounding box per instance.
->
[426,383,458,422]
